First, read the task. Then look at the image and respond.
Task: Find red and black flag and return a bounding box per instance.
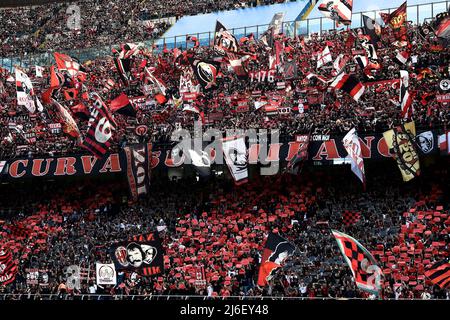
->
[432,8,450,40]
[110,93,137,117]
[330,73,365,102]
[124,143,152,201]
[342,211,361,226]
[110,232,164,277]
[53,52,86,77]
[144,67,167,98]
[257,233,295,287]
[332,230,383,295]
[189,58,220,90]
[71,103,90,121]
[425,259,450,289]
[260,27,275,49]
[357,35,381,78]
[286,135,309,175]
[81,92,117,159]
[0,247,18,286]
[214,21,239,55]
[114,57,132,86]
[113,43,139,86]
[50,65,64,88]
[380,1,408,46]
[63,88,78,101]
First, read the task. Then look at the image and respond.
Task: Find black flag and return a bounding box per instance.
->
[189,58,220,90]
[124,143,152,201]
[362,15,382,49]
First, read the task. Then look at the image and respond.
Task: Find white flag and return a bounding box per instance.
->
[254,101,267,111]
[36,97,44,112]
[182,104,200,113]
[222,136,248,185]
[15,68,36,113]
[342,128,365,185]
[95,263,117,286]
[35,65,45,77]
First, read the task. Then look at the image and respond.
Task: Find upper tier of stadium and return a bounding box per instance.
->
[0,1,448,161]
[0,0,290,58]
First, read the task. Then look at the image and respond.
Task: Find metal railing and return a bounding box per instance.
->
[155,0,449,50]
[0,1,448,70]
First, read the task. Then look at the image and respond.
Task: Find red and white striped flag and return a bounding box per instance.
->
[394,50,410,65]
[227,52,249,78]
[317,46,332,69]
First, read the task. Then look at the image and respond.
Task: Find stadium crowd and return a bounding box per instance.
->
[0,0,289,56]
[0,161,448,299]
[0,0,449,304]
[0,20,449,160]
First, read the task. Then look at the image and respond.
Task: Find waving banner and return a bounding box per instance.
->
[111,233,164,276]
[0,248,17,286]
[425,259,450,289]
[383,121,420,182]
[400,70,413,119]
[52,99,81,139]
[257,233,295,287]
[189,58,220,90]
[380,1,408,46]
[222,136,248,185]
[15,68,36,113]
[214,21,239,55]
[81,92,117,159]
[124,143,152,201]
[332,230,383,295]
[362,15,382,48]
[432,8,450,40]
[342,128,365,186]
